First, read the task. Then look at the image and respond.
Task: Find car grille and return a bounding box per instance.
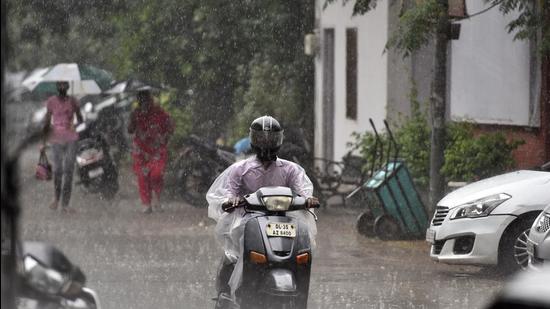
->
[536,213,550,233]
[432,240,445,255]
[432,207,449,226]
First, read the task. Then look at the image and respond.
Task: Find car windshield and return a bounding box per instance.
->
[2,1,550,309]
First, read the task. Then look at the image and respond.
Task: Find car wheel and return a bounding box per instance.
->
[498,217,536,272]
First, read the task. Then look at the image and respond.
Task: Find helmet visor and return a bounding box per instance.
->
[249,129,284,149]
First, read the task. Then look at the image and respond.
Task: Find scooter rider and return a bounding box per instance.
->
[207,115,319,300]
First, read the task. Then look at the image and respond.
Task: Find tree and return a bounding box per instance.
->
[111,0,315,141]
[329,0,550,210]
[6,0,127,72]
[7,0,316,145]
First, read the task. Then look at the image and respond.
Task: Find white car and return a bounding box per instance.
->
[426,170,550,271]
[527,204,550,269]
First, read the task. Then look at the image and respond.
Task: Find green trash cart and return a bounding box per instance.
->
[347,119,429,240]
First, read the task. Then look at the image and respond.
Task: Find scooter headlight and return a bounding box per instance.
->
[262,196,292,211]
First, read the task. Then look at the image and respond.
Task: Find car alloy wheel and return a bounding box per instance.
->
[512,228,530,270]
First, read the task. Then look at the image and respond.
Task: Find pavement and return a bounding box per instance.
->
[15,147,506,309]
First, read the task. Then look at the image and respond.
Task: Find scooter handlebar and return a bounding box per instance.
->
[222,197,320,212]
[221,199,247,212]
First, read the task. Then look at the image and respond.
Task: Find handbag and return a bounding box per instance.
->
[35,149,52,181]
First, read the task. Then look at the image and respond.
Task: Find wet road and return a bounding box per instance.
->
[16,148,506,309]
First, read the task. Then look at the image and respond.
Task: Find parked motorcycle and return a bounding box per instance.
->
[16,241,101,309]
[91,97,132,164]
[176,134,235,207]
[215,186,320,309]
[75,118,119,199]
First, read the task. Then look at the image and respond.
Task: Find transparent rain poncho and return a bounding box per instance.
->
[207,158,317,296]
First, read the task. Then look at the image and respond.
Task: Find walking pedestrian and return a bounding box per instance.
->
[43,81,83,213]
[128,87,174,213]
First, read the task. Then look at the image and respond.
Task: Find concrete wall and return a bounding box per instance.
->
[314,0,389,161]
[449,0,533,126]
[386,2,413,127]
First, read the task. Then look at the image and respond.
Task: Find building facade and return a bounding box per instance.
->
[314,0,549,168]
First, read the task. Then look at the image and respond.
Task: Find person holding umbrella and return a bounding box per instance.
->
[128,87,174,213]
[43,81,84,212]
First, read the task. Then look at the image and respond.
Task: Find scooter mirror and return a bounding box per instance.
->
[76,123,87,133]
[20,242,86,295]
[84,102,93,113]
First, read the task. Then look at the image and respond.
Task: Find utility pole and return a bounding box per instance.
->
[428,0,450,212]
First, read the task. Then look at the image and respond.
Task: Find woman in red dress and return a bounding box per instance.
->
[128,88,174,213]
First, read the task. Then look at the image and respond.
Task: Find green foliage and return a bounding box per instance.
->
[325,0,443,56]
[486,0,550,53]
[394,93,431,186]
[111,0,315,141]
[349,96,524,186]
[328,0,550,54]
[442,122,524,182]
[233,59,301,137]
[8,0,315,143]
[386,0,444,56]
[324,0,378,16]
[232,54,313,141]
[348,131,386,174]
[7,0,127,71]
[158,92,192,151]
[349,88,431,187]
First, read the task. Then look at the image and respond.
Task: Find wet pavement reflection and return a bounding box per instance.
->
[17,148,504,309]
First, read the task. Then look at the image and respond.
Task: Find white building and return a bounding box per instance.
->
[313,0,543,165]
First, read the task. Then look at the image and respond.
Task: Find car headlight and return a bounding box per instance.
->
[24,256,69,294]
[452,193,511,219]
[262,196,292,211]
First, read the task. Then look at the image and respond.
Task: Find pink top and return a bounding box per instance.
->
[226,156,310,198]
[46,95,79,144]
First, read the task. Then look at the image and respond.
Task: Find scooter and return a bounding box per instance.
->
[75,119,119,199]
[16,241,101,309]
[89,98,132,164]
[215,186,320,309]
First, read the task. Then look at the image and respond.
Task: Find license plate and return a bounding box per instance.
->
[426,228,436,244]
[88,167,104,178]
[266,223,296,238]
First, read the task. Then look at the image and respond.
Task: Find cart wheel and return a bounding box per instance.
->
[356,211,375,237]
[374,215,402,240]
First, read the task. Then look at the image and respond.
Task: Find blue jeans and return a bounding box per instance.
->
[51,142,77,207]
